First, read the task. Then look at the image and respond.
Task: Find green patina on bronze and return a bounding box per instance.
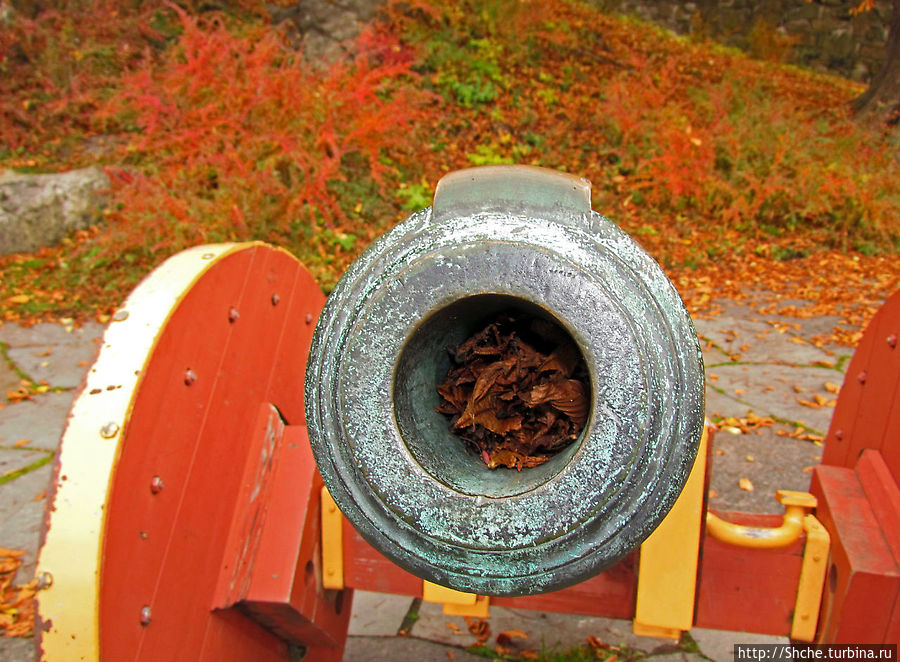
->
[305,165,704,597]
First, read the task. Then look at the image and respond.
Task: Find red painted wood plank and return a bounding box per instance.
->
[491,555,636,619]
[695,512,803,635]
[100,247,257,659]
[855,449,900,563]
[343,524,424,598]
[811,464,900,643]
[100,245,327,661]
[824,289,900,473]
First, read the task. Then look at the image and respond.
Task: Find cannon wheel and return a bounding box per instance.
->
[35,243,348,661]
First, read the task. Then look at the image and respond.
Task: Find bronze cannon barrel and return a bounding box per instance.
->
[305,165,704,596]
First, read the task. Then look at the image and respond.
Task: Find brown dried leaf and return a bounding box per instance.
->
[738,477,754,491]
[464,617,490,643]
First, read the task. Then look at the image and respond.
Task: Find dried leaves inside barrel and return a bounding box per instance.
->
[436,313,589,470]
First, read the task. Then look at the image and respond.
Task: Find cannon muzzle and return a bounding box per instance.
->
[305,165,704,596]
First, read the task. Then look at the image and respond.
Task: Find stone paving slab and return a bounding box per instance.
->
[0,463,53,584]
[694,315,839,365]
[410,601,672,653]
[347,591,415,637]
[708,425,821,514]
[691,628,791,662]
[0,321,103,390]
[343,635,487,662]
[0,391,75,451]
[0,447,49,478]
[707,364,840,433]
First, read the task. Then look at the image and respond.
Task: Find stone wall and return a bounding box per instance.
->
[590,0,891,81]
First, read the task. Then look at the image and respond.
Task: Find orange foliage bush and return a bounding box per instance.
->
[100,4,430,257]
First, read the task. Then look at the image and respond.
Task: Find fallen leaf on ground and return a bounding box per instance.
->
[824,381,840,394]
[708,489,719,498]
[464,617,490,643]
[797,398,821,409]
[32,490,45,502]
[746,455,754,462]
[496,629,528,646]
[13,440,29,448]
[739,477,754,491]
[1,548,36,638]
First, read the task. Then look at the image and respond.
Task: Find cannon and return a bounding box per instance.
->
[32,166,900,660]
[305,165,705,596]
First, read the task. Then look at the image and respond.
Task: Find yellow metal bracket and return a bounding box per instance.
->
[321,486,344,590]
[791,514,830,642]
[706,490,817,549]
[705,491,830,642]
[633,424,709,639]
[423,581,490,618]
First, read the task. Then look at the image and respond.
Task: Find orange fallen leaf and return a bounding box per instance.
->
[446,651,455,661]
[77,361,88,367]
[739,477,754,491]
[5,294,30,305]
[14,440,29,448]
[496,629,528,645]
[521,651,539,660]
[464,616,490,643]
[813,394,828,406]
[788,336,808,345]
[824,381,840,394]
[745,455,755,462]
[446,622,460,633]
[708,489,719,498]
[708,373,718,381]
[734,388,746,395]
[802,466,815,473]
[32,490,46,502]
[797,398,821,409]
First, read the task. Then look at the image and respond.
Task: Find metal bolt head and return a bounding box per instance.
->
[857,371,868,385]
[271,293,280,306]
[37,572,53,590]
[100,421,120,439]
[888,334,897,349]
[228,307,240,323]
[305,313,314,325]
[184,369,197,386]
[140,605,152,626]
[150,476,164,494]
[835,429,844,441]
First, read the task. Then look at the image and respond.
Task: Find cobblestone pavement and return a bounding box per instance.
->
[0,294,853,661]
